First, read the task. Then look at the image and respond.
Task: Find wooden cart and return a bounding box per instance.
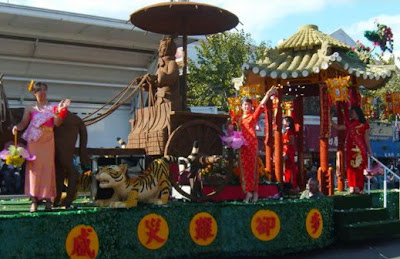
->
[127,102,231,201]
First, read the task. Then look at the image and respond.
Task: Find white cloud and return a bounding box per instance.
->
[344,14,400,67]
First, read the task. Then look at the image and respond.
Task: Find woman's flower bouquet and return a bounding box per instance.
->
[0,136,35,168]
[221,130,247,150]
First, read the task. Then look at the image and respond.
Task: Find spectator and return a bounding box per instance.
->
[307,165,318,180]
[0,163,24,194]
[300,178,324,199]
[364,160,384,190]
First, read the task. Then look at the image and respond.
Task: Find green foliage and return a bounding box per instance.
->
[364,22,394,53]
[357,22,398,121]
[0,198,335,258]
[187,30,269,111]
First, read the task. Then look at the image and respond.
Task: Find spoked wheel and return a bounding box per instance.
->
[164,119,232,202]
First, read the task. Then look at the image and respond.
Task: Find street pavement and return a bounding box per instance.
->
[281,237,400,259]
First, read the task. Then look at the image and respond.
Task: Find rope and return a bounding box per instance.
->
[83,75,150,126]
[81,81,133,120]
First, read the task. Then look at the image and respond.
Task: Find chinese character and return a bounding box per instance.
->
[256,216,276,236]
[145,218,165,245]
[194,217,214,241]
[311,212,321,234]
[71,227,95,258]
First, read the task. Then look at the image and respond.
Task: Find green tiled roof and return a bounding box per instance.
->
[278,25,350,50]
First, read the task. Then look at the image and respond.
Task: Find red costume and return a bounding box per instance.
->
[238,105,264,193]
[283,128,298,188]
[345,118,369,190]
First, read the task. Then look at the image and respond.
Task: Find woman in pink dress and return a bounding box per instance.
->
[13,82,70,212]
[238,86,277,203]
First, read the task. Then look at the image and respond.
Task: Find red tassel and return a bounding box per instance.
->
[58,108,68,120]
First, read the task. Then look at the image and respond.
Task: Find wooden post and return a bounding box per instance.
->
[274,90,283,183]
[265,100,274,180]
[336,102,346,191]
[182,34,188,111]
[293,97,305,189]
[319,83,331,195]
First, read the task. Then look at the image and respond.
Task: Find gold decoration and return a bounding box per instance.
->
[385,92,400,115]
[282,101,293,117]
[28,80,35,92]
[189,212,218,246]
[228,97,242,117]
[306,209,323,239]
[240,84,265,96]
[361,96,374,119]
[65,225,99,259]
[137,213,169,250]
[251,210,281,241]
[325,76,350,102]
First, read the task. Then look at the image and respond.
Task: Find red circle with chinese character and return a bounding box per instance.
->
[189,212,218,246]
[251,210,280,241]
[65,225,99,259]
[137,213,169,249]
[306,209,323,239]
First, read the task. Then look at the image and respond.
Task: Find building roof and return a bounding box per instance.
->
[0,3,193,104]
[330,28,356,47]
[242,25,394,89]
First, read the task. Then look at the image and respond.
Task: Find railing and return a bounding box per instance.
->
[368,156,400,219]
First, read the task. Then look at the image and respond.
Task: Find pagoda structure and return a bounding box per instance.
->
[240,24,394,194]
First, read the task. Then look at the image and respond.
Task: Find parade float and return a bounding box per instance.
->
[0,2,399,259]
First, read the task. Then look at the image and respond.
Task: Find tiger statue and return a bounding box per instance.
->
[95,141,199,208]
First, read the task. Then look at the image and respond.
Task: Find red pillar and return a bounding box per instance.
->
[273,91,283,183]
[293,97,305,189]
[336,102,346,191]
[265,101,274,180]
[319,83,331,195]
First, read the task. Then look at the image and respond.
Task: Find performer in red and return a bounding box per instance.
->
[332,105,372,194]
[237,86,277,203]
[282,116,298,190]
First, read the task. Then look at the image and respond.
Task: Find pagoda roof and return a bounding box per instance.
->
[242,25,394,89]
[278,25,350,51]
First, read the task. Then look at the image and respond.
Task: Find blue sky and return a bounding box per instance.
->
[2,0,399,60]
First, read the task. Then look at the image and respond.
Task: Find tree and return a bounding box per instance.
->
[356,22,399,120]
[368,55,400,120]
[187,30,268,111]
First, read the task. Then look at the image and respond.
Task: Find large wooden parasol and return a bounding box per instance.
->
[130,1,239,110]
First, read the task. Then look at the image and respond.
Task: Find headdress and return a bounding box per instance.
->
[28,80,35,92]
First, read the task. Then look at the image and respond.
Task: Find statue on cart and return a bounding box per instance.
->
[135,36,182,111]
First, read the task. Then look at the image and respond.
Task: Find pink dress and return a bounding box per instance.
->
[23,106,57,199]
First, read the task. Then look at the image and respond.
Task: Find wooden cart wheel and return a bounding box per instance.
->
[165,119,232,202]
